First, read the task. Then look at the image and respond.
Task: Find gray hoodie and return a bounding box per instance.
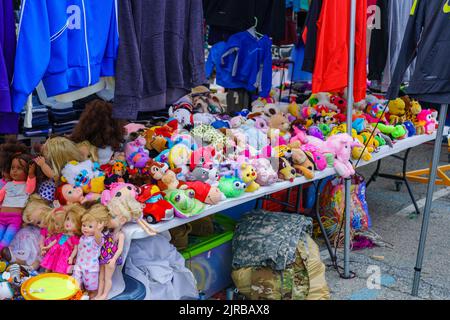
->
[113,0,206,120]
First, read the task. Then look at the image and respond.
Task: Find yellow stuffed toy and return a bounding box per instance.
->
[240,163,260,193]
[352,146,373,162]
[388,98,406,125]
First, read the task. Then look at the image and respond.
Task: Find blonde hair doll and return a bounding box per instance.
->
[73,204,109,298]
[40,204,85,274]
[0,195,51,270]
[94,187,156,300]
[77,140,99,163]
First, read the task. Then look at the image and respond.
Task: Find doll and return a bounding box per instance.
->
[77,140,99,163]
[40,204,84,274]
[73,204,109,298]
[0,194,51,270]
[0,152,36,251]
[71,99,126,165]
[94,187,157,300]
[33,136,84,202]
[54,183,101,206]
[0,137,28,189]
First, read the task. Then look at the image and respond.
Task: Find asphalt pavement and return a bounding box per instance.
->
[320,141,450,300]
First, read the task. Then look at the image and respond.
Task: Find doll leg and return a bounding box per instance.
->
[95,265,106,299]
[93,263,115,300]
[0,224,20,251]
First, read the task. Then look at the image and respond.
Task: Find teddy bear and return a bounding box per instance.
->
[268,113,291,145]
[239,163,260,193]
[387,98,406,125]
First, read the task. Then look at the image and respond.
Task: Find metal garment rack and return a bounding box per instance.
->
[345,0,448,296]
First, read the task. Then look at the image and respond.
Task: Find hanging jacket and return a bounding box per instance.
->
[368,0,389,81]
[311,0,367,101]
[113,0,205,120]
[387,0,450,103]
[381,0,416,92]
[12,0,118,113]
[0,0,19,134]
[301,0,323,73]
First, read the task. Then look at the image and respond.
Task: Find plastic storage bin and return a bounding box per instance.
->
[181,214,236,299]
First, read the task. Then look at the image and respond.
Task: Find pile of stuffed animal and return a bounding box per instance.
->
[0,89,438,300]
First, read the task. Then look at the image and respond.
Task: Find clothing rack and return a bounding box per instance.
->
[344,0,448,296]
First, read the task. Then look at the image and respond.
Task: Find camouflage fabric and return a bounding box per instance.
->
[232,210,313,271]
[234,244,310,300]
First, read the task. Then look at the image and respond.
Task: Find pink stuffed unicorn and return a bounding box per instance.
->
[307,134,362,178]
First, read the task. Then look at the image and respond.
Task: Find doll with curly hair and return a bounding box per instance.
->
[71,99,126,165]
[0,136,29,188]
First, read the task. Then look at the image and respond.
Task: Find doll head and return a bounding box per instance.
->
[63,204,85,236]
[81,204,109,237]
[44,207,67,235]
[22,194,52,228]
[106,190,143,229]
[71,99,125,151]
[55,183,84,206]
[42,136,84,178]
[9,152,33,182]
[0,136,28,181]
[76,140,99,163]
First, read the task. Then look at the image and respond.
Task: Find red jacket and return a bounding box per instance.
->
[311,0,367,102]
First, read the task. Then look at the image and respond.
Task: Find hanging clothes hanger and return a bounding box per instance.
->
[247,17,264,39]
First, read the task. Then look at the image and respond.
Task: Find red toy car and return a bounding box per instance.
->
[136,184,175,224]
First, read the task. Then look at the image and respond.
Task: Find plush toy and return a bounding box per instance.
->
[330,95,347,113]
[290,126,309,145]
[61,160,105,194]
[313,92,339,113]
[401,96,422,123]
[288,96,301,118]
[307,126,324,140]
[168,143,192,180]
[100,182,138,206]
[125,136,150,169]
[268,113,291,142]
[277,157,297,181]
[239,163,260,193]
[164,186,205,218]
[168,101,194,130]
[218,175,247,198]
[376,123,408,139]
[352,146,372,162]
[135,184,175,224]
[388,98,406,125]
[184,181,226,205]
[190,124,229,151]
[193,112,216,126]
[416,109,438,134]
[145,159,181,191]
[403,121,416,137]
[190,146,216,171]
[288,142,315,179]
[322,134,361,178]
[251,158,278,186]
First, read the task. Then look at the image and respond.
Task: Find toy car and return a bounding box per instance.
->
[136,184,175,224]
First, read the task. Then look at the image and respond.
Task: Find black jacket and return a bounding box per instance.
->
[368,0,389,81]
[386,0,450,103]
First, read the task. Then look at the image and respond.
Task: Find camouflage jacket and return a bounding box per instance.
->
[232,210,313,271]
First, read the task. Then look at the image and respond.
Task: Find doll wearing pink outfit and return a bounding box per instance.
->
[73,204,109,298]
[40,204,84,274]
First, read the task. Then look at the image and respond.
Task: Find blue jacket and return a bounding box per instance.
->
[12,0,118,113]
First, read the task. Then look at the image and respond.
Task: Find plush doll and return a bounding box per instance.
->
[416,109,437,134]
[145,159,182,191]
[307,126,325,140]
[376,123,408,139]
[143,128,170,157]
[168,101,194,130]
[168,143,192,180]
[403,121,417,137]
[250,158,278,186]
[299,142,329,171]
[184,181,226,205]
[239,163,260,193]
[124,136,150,169]
[352,146,372,162]
[164,186,205,218]
[401,96,422,123]
[330,95,347,113]
[61,160,105,194]
[136,184,175,224]
[218,175,247,198]
[314,92,339,113]
[277,157,297,181]
[387,98,406,125]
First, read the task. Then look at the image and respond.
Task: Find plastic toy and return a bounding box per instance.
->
[136,184,175,224]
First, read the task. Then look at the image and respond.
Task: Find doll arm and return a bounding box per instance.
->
[68,245,78,265]
[26,176,37,194]
[41,239,57,254]
[0,187,5,203]
[36,158,56,179]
